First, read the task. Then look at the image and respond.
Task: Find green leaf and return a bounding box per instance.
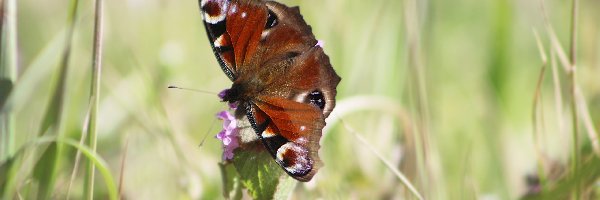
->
[272,174,298,200]
[219,162,243,200]
[232,147,297,200]
[33,142,58,199]
[0,79,11,110]
[0,157,14,196]
[2,136,118,200]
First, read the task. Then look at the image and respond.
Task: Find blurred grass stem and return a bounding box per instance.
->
[0,0,17,162]
[532,29,549,192]
[402,0,435,197]
[340,120,424,200]
[83,0,104,198]
[567,0,580,197]
[31,0,79,198]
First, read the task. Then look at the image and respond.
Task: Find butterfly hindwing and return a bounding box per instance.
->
[264,46,340,118]
[245,47,340,181]
[246,98,324,181]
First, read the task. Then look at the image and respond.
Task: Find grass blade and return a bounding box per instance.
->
[566,0,580,197]
[32,0,80,198]
[0,0,17,163]
[84,0,105,198]
[340,120,424,200]
[3,135,118,200]
[531,29,549,186]
[66,99,93,199]
[326,96,420,199]
[402,0,434,196]
[0,27,66,200]
[118,138,129,198]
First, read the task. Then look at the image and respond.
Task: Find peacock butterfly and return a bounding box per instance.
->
[199,0,341,182]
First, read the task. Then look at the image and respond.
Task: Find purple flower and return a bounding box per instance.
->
[217,111,236,131]
[216,108,239,161]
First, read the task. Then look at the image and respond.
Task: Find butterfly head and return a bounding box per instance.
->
[220,80,262,105]
[219,87,238,104]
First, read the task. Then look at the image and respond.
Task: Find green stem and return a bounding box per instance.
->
[0,0,17,162]
[84,0,104,198]
[568,0,579,197]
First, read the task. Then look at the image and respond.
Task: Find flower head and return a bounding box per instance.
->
[216,110,239,160]
[216,89,240,161]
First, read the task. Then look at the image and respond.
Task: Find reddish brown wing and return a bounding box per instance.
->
[200,0,318,79]
[201,0,341,182]
[263,46,340,118]
[249,46,340,181]
[200,0,270,80]
[200,0,237,80]
[246,97,325,181]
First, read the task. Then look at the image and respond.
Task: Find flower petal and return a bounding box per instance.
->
[223,148,235,160]
[216,111,230,120]
[216,130,226,140]
[222,136,232,145]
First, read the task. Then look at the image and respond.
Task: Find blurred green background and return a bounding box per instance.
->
[1,0,600,199]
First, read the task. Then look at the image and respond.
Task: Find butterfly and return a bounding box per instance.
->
[199,0,341,182]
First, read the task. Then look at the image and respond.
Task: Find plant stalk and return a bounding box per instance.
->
[568,0,580,197]
[84,0,104,198]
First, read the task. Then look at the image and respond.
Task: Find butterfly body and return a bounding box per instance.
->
[200,0,340,182]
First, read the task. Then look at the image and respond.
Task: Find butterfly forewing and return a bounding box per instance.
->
[201,0,270,79]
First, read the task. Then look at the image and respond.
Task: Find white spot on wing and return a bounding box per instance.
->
[321,88,334,117]
[230,3,237,13]
[296,137,307,145]
[214,35,226,47]
[293,92,309,103]
[261,130,276,138]
[261,30,271,40]
[202,0,229,24]
[276,142,310,174]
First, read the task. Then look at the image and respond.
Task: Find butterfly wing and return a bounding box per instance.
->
[249,46,340,181]
[244,98,324,181]
[200,0,341,182]
[200,0,319,79]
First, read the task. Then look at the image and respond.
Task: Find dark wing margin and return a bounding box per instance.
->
[200,0,236,80]
[244,99,324,182]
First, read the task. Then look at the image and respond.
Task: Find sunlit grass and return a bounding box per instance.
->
[1,0,600,199]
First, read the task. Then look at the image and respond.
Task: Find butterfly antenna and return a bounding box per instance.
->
[168,85,230,146]
[199,117,218,147]
[168,85,218,95]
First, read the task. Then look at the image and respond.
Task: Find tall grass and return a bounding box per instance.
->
[1,0,599,199]
[0,0,17,161]
[83,0,104,198]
